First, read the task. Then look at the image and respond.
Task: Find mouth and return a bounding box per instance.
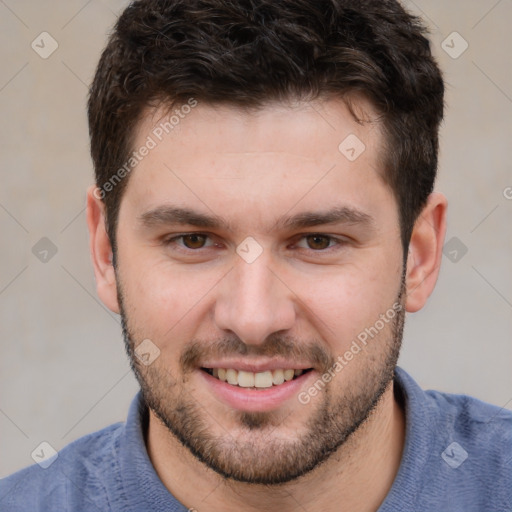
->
[201,367,314,389]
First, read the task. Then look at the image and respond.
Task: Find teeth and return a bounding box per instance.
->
[283,369,295,381]
[208,368,307,388]
[272,369,285,385]
[238,370,255,388]
[226,369,238,385]
[254,370,273,388]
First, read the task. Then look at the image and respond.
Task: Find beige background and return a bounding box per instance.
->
[1,0,511,477]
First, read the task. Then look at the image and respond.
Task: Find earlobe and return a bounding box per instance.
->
[86,185,120,314]
[405,192,448,313]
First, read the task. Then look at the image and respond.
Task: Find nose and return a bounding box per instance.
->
[214,251,296,346]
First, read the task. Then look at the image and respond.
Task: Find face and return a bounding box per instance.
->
[113,98,406,484]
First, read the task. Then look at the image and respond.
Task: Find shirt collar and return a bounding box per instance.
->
[118,367,433,511]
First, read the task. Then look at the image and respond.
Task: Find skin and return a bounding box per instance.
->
[87,97,447,512]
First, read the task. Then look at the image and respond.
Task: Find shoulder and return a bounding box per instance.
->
[390,368,512,510]
[397,367,512,454]
[427,390,512,509]
[0,422,124,512]
[425,387,512,453]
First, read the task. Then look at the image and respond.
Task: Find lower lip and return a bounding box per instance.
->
[199,370,315,413]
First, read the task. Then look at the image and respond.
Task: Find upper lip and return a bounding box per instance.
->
[200,359,314,373]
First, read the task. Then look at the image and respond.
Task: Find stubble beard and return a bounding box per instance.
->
[118,278,405,485]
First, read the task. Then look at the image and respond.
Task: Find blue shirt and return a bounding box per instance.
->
[1,367,511,511]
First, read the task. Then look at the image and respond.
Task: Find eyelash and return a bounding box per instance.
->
[163,233,348,254]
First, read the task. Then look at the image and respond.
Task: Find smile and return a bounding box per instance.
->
[202,368,313,388]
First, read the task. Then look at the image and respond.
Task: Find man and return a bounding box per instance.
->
[1,0,510,510]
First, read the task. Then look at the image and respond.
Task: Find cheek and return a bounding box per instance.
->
[297,258,400,352]
[119,257,218,344]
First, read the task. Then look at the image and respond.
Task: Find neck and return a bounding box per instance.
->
[146,381,405,512]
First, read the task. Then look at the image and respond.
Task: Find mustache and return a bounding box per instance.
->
[180,333,334,373]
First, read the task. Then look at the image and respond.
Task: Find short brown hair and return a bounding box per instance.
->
[88,0,444,257]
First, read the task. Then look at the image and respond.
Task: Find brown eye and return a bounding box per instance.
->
[305,235,331,250]
[182,234,208,249]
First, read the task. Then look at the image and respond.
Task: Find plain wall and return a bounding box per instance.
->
[1,0,511,477]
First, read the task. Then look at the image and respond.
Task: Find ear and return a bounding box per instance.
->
[86,185,120,314]
[405,192,448,313]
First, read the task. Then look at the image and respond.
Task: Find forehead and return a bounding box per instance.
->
[121,97,394,230]
[138,96,382,160]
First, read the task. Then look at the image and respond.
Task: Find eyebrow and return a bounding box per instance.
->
[138,205,376,232]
